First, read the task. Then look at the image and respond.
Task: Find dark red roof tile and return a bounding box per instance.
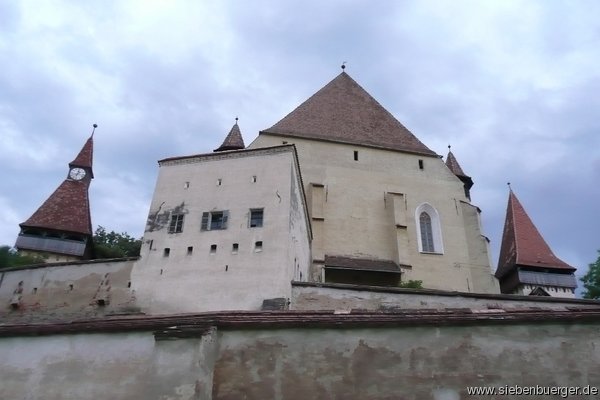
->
[20,180,92,235]
[445,150,468,177]
[69,136,93,169]
[262,72,437,156]
[496,190,575,279]
[214,122,245,152]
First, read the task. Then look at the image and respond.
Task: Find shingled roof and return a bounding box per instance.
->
[69,136,93,170]
[20,180,93,235]
[214,122,245,152]
[261,72,437,156]
[445,149,468,177]
[495,190,575,279]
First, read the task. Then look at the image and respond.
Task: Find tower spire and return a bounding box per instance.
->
[214,119,245,152]
[445,146,473,200]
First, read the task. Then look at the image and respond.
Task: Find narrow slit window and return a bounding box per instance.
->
[418,159,424,170]
[251,175,257,183]
[232,243,239,254]
[187,246,193,255]
[210,244,217,254]
[184,181,190,189]
[354,151,358,161]
[217,178,222,186]
[163,248,170,257]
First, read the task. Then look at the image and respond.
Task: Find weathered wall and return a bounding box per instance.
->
[212,323,600,400]
[249,134,498,293]
[0,329,218,400]
[1,314,599,400]
[131,146,311,313]
[292,282,600,312]
[0,258,136,322]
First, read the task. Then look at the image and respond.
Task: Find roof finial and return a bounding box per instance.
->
[341,61,347,71]
[235,116,238,125]
[91,123,98,137]
[507,182,512,191]
[448,144,451,150]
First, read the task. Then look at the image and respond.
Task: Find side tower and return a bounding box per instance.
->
[495,188,577,297]
[249,71,499,293]
[131,122,312,313]
[15,129,95,262]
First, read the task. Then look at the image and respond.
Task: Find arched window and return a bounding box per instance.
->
[419,212,434,252]
[415,203,444,254]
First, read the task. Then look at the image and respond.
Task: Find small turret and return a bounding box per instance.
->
[445,146,473,200]
[214,118,245,152]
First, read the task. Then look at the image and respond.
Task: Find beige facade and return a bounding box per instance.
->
[249,135,499,293]
[131,145,312,313]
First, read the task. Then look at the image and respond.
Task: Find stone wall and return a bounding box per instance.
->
[1,310,599,400]
[0,258,137,322]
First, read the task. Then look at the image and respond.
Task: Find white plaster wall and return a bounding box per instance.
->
[131,147,311,313]
[0,260,136,321]
[250,134,498,293]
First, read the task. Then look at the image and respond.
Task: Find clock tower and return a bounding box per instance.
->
[15,127,96,262]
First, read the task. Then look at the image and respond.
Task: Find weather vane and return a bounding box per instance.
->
[91,123,98,137]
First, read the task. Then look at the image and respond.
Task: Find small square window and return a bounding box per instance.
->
[168,214,184,233]
[249,208,264,228]
[251,175,257,183]
[210,244,217,254]
[232,243,239,254]
[217,178,222,186]
[187,246,193,255]
[184,181,190,189]
[254,241,263,252]
[163,248,170,257]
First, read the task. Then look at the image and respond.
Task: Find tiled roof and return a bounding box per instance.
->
[445,150,468,177]
[20,179,93,235]
[325,255,402,273]
[496,190,575,279]
[69,136,93,169]
[214,122,245,152]
[261,72,437,156]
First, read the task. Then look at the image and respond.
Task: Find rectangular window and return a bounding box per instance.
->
[163,248,170,257]
[187,246,193,255]
[354,150,358,161]
[418,159,424,170]
[254,241,263,252]
[168,213,184,233]
[210,244,217,254]
[201,211,229,231]
[251,175,257,183]
[249,208,264,228]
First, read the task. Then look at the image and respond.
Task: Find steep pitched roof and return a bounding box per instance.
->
[496,190,575,279]
[20,180,93,235]
[445,149,468,177]
[261,72,437,156]
[69,135,94,169]
[214,122,245,152]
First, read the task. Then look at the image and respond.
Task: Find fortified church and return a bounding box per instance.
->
[2,69,597,400]
[13,69,577,307]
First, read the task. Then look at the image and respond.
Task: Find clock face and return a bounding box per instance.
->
[69,167,86,180]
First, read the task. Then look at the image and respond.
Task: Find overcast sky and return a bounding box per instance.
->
[1,0,598,291]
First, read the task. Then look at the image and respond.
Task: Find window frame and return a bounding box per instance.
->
[249,208,264,228]
[168,213,185,234]
[415,203,444,254]
[201,210,229,231]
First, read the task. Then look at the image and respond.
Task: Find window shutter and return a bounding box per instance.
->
[201,212,209,231]
[222,210,229,229]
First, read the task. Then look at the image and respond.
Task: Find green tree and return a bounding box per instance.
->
[581,250,600,299]
[399,280,423,289]
[0,246,45,269]
[93,226,142,259]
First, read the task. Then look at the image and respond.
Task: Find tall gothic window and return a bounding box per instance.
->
[419,212,434,252]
